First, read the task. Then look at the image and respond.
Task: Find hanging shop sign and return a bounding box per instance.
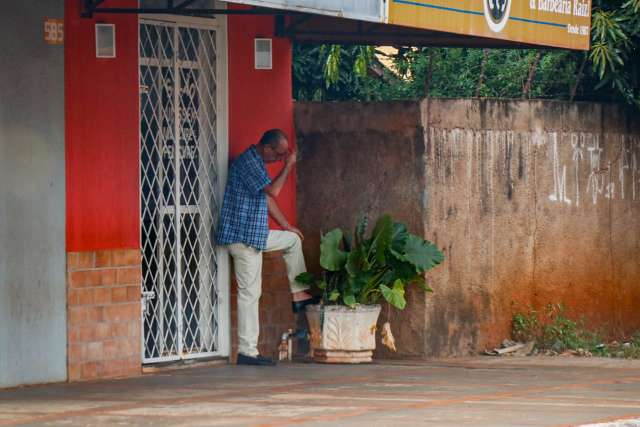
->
[222,0,591,50]
[387,0,592,50]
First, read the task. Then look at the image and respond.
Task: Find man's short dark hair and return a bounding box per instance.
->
[259,129,288,147]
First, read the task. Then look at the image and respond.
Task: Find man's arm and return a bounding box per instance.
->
[267,195,303,240]
[264,150,296,198]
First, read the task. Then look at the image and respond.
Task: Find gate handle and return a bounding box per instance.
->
[141,291,156,316]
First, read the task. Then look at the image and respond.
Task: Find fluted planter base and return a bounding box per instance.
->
[311,349,373,364]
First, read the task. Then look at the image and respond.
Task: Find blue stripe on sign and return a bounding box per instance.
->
[392,0,568,28]
[392,0,483,16]
[510,16,566,28]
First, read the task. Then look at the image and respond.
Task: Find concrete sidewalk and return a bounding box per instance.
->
[1,357,640,427]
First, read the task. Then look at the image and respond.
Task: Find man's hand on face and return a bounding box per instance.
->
[285,149,297,168]
[286,225,304,240]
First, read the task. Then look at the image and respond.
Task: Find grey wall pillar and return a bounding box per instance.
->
[0,0,66,387]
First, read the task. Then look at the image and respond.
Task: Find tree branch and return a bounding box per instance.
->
[522,50,543,99]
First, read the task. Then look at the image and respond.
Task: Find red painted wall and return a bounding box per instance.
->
[228,12,297,228]
[65,0,140,251]
[65,2,296,252]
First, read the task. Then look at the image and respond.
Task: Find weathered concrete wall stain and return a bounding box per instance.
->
[427,129,640,208]
[296,99,640,357]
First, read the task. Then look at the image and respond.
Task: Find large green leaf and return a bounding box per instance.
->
[387,254,420,281]
[403,235,444,272]
[343,293,357,307]
[346,244,365,277]
[380,280,406,309]
[349,274,371,300]
[371,215,393,264]
[412,275,433,293]
[295,272,316,285]
[320,229,348,271]
[343,233,353,252]
[391,222,409,253]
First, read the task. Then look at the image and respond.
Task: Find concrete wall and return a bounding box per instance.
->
[421,99,640,355]
[295,99,640,357]
[296,101,429,357]
[0,1,67,386]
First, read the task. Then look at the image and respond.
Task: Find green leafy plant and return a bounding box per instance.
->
[512,309,540,343]
[296,214,444,309]
[511,304,640,358]
[620,332,640,358]
[511,303,601,352]
[294,0,640,107]
[539,304,601,352]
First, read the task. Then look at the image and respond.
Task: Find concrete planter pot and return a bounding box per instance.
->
[305,304,381,363]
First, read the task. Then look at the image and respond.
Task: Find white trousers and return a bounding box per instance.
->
[227,230,309,357]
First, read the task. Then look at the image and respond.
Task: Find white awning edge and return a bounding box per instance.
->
[221,0,386,23]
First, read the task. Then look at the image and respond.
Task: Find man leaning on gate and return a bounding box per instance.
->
[216,128,318,366]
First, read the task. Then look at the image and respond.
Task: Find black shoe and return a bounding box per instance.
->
[292,296,320,314]
[237,353,277,366]
[293,329,309,340]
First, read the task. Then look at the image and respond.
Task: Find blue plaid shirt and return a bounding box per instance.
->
[216,146,272,250]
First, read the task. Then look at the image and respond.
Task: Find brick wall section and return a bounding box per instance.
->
[67,249,142,381]
[230,251,300,360]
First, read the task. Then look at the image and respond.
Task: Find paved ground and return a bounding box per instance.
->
[2,357,640,427]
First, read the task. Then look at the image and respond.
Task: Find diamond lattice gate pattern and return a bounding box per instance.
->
[140,20,224,363]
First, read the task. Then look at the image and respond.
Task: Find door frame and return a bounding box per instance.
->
[138,9,230,362]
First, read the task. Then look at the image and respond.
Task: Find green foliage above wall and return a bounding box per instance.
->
[293,0,640,108]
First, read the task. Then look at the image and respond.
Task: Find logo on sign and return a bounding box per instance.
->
[483,0,511,33]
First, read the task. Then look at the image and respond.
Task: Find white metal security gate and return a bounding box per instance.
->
[139,18,228,363]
